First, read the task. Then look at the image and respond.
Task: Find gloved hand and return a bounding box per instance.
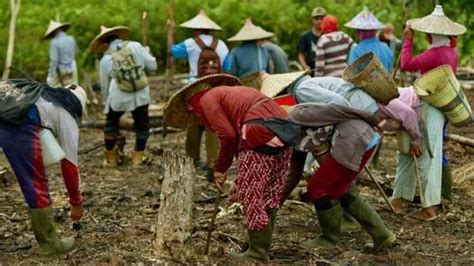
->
[69,204,84,221]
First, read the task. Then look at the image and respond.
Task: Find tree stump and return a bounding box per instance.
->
[153,151,194,261]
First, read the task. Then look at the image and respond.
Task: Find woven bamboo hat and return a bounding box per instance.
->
[407,5,466,36]
[228,18,274,42]
[43,20,71,39]
[180,9,222,30]
[89,25,131,53]
[345,6,384,30]
[260,71,306,98]
[164,74,241,129]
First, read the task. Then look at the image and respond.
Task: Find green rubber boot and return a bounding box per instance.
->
[340,210,361,232]
[300,202,342,249]
[343,195,396,251]
[29,208,75,256]
[441,164,453,201]
[228,209,275,263]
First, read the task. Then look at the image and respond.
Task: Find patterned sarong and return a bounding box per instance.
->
[236,148,291,230]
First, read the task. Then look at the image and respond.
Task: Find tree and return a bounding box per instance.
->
[2,0,21,80]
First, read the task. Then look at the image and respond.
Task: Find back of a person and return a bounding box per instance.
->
[421,46,458,73]
[350,38,393,72]
[53,34,76,65]
[184,34,228,76]
[262,42,290,73]
[315,31,353,76]
[231,42,269,77]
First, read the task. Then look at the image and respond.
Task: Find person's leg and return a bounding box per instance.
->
[185,125,204,166]
[131,105,150,167]
[104,107,124,167]
[441,123,452,200]
[391,153,416,213]
[280,149,307,206]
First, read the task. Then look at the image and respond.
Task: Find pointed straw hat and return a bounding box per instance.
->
[228,18,274,42]
[89,26,131,53]
[164,74,241,129]
[260,71,306,98]
[43,20,71,39]
[180,9,222,30]
[407,5,466,36]
[345,6,384,30]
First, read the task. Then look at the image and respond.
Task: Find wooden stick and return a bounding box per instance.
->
[2,0,21,80]
[142,11,149,47]
[447,133,474,147]
[413,155,425,207]
[364,166,396,213]
[391,0,409,81]
[204,189,222,255]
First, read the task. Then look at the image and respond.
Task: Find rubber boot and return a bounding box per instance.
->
[104,149,118,167]
[343,195,396,251]
[340,210,361,232]
[300,202,342,249]
[441,164,452,201]
[132,150,145,168]
[29,208,75,256]
[267,208,277,230]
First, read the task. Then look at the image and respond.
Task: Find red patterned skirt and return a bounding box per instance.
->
[235,148,292,230]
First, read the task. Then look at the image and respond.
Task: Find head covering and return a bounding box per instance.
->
[428,34,451,48]
[43,20,71,39]
[180,9,222,30]
[407,5,466,36]
[311,7,327,17]
[358,29,377,40]
[89,25,131,53]
[227,18,274,42]
[260,72,306,98]
[164,74,241,128]
[321,15,339,33]
[345,6,384,30]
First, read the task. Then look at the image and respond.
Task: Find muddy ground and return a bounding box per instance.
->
[0,84,473,265]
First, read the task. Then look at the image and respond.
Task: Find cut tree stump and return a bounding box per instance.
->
[153,151,194,261]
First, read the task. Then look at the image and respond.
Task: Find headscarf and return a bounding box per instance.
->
[358,29,377,40]
[321,15,339,33]
[427,33,451,48]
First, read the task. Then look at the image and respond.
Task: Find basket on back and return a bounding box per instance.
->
[342,52,399,105]
[414,65,473,127]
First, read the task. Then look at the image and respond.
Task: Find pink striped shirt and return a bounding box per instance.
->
[314,31,354,77]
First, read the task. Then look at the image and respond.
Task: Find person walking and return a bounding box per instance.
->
[260,35,290,74]
[90,25,157,168]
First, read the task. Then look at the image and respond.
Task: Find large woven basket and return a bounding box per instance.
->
[414,65,473,127]
[342,52,399,105]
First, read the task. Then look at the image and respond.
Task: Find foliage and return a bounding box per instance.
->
[0,0,472,80]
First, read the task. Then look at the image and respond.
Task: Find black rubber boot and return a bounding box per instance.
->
[441,164,453,200]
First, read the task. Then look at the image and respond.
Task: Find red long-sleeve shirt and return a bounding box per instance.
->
[193,86,288,173]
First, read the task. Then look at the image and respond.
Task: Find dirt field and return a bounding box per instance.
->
[0,86,473,265]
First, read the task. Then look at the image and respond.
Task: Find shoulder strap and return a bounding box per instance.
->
[193,36,207,50]
[210,37,218,50]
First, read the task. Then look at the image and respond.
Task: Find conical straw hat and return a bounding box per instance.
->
[180,9,222,30]
[89,26,131,53]
[164,74,241,129]
[345,6,384,30]
[228,18,274,42]
[260,71,306,98]
[407,5,466,36]
[43,20,71,39]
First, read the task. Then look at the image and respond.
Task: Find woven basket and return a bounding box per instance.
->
[342,52,399,105]
[414,65,473,127]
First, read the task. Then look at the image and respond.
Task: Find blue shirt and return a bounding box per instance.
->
[348,37,394,73]
[48,32,76,79]
[229,41,271,77]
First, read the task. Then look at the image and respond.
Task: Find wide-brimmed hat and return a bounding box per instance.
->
[43,20,71,39]
[260,71,306,98]
[345,6,384,30]
[89,25,131,53]
[180,9,222,31]
[311,7,327,17]
[164,74,241,129]
[407,5,466,36]
[228,18,274,42]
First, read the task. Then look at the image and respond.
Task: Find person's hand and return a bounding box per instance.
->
[214,171,227,190]
[228,183,238,203]
[403,25,413,39]
[69,204,84,221]
[166,19,175,32]
[303,65,311,74]
[410,144,422,157]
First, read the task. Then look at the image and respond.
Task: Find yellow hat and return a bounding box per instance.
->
[180,9,222,30]
[89,25,131,53]
[228,18,274,42]
[260,72,306,98]
[407,5,466,36]
[43,20,71,39]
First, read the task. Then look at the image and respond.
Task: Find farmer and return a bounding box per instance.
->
[228,18,274,77]
[288,102,396,251]
[0,80,87,255]
[296,7,327,75]
[43,20,78,87]
[164,74,293,263]
[90,25,157,168]
[168,9,230,176]
[392,4,467,215]
[346,6,394,72]
[314,15,354,77]
[260,35,290,74]
[379,23,402,55]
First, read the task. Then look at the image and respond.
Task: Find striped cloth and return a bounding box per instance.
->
[314,31,354,77]
[392,104,445,208]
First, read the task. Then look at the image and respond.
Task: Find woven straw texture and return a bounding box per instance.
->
[407,5,466,36]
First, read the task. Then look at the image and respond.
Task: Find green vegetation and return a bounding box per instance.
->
[0,0,472,80]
